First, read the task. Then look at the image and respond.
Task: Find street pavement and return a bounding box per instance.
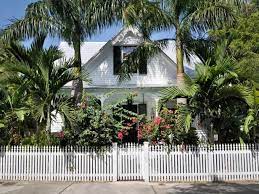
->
[0,181,259,194]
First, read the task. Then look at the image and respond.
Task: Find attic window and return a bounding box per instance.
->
[122,46,136,61]
[113,46,147,75]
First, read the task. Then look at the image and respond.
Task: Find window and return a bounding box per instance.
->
[122,46,136,61]
[122,46,137,73]
[138,104,147,115]
[165,100,177,110]
[113,46,147,75]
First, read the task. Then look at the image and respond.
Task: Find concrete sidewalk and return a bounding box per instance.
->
[1,181,259,194]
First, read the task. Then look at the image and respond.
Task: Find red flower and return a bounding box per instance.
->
[58,131,64,139]
[154,117,162,125]
[118,131,123,141]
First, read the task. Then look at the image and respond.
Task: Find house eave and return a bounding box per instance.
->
[62,84,176,90]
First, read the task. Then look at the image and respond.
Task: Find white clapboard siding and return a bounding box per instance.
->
[0,143,259,182]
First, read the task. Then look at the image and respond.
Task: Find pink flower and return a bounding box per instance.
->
[118,131,123,141]
[154,117,162,125]
[165,125,171,129]
[59,131,64,139]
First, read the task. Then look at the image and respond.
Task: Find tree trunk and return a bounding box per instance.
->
[176,30,185,86]
[175,28,187,105]
[45,105,51,144]
[46,105,51,132]
[71,38,83,106]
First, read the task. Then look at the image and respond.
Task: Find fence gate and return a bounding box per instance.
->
[117,143,144,180]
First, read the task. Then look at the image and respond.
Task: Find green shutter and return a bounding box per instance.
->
[113,46,121,75]
[139,57,147,74]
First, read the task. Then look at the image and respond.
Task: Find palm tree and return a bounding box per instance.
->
[1,0,172,102]
[161,54,254,142]
[117,0,241,85]
[0,36,83,132]
[159,0,243,85]
[1,0,118,105]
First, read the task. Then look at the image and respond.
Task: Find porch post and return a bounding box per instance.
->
[154,98,160,117]
[99,95,107,109]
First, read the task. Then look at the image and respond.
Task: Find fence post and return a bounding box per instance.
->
[112,143,118,182]
[143,142,149,182]
[208,145,213,182]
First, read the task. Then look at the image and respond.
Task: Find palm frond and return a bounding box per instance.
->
[188,0,237,33]
[160,79,199,103]
[176,106,193,131]
[118,40,161,82]
[215,84,254,107]
[243,109,255,134]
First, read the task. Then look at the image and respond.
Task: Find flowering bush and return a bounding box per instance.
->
[138,108,198,145]
[63,94,140,146]
[116,116,139,143]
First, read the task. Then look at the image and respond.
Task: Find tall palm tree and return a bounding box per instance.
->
[0,36,83,132]
[1,0,118,105]
[159,0,242,85]
[117,0,241,85]
[1,0,172,103]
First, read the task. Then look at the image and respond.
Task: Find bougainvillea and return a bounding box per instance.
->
[138,108,199,145]
[118,131,124,141]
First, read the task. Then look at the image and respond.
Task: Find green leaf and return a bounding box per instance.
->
[243,110,255,134]
[15,110,28,121]
[239,137,244,144]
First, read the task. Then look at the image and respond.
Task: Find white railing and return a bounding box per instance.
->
[0,143,259,182]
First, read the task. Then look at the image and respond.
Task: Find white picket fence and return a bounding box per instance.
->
[0,143,259,182]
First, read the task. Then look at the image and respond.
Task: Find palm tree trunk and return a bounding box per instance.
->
[45,105,51,144]
[176,31,185,86]
[71,38,83,106]
[175,28,187,105]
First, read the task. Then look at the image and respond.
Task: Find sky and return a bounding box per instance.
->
[0,0,173,47]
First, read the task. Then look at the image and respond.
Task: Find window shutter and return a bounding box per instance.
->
[113,46,122,75]
[139,57,147,74]
[138,104,147,115]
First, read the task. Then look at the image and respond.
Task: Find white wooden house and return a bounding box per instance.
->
[59,27,196,117]
[54,27,207,140]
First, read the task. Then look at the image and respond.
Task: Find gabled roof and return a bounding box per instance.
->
[59,42,106,64]
[81,27,144,68]
[59,27,198,76]
[81,27,178,69]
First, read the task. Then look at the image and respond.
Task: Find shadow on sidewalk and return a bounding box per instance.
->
[163,182,259,194]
